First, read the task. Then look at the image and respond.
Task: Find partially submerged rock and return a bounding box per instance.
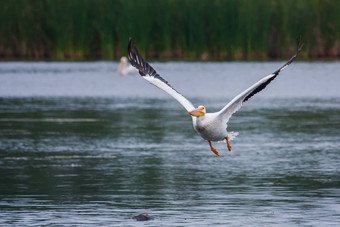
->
[132,213,154,221]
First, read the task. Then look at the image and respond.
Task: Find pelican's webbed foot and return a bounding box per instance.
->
[208,140,220,156]
[225,136,232,151]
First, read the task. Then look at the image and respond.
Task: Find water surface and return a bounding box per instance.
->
[0,62,339,226]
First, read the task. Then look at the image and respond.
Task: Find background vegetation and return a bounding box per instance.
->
[0,0,339,60]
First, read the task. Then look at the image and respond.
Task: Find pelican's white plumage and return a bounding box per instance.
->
[117,56,137,76]
[128,38,303,156]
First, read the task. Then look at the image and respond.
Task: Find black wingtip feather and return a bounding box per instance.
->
[243,38,303,103]
[127,38,178,91]
[296,36,304,53]
[243,75,277,103]
[128,38,132,58]
[273,37,303,76]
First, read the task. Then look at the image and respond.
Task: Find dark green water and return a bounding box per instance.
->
[0,62,339,226]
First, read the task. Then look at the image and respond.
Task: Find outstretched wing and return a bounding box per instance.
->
[218,41,303,122]
[128,38,195,112]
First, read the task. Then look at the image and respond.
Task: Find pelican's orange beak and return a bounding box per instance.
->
[117,60,125,73]
[188,107,205,116]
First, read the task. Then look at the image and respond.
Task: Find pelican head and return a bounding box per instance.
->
[117,56,128,73]
[188,105,206,117]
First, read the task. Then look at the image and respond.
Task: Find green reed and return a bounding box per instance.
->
[0,0,339,60]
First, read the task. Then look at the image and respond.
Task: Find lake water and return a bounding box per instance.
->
[0,61,339,226]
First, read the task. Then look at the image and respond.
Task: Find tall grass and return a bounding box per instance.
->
[0,0,339,60]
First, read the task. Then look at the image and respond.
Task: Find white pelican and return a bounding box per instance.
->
[128,38,303,156]
[117,56,137,75]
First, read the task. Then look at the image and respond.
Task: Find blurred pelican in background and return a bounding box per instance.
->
[117,56,137,76]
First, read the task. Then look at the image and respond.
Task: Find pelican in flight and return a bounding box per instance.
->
[128,38,303,156]
[117,56,137,75]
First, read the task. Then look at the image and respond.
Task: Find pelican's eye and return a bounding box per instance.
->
[201,107,205,110]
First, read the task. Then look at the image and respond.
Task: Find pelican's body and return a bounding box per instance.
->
[128,38,303,156]
[194,112,226,141]
[117,56,137,76]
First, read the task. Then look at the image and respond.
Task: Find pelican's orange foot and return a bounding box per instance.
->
[225,136,232,151]
[208,140,220,156]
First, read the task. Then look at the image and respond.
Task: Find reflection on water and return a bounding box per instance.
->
[0,62,340,226]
